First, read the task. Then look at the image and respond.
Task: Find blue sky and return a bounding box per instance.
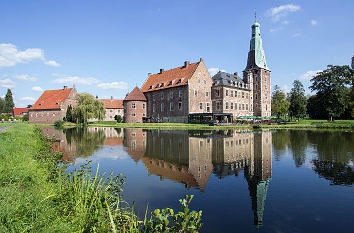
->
[0,0,353,107]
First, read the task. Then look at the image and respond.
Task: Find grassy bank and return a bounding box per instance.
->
[0,123,202,232]
[86,120,354,130]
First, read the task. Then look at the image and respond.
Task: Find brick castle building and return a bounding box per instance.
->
[140,58,212,123]
[29,86,77,124]
[211,21,271,118]
[123,86,147,123]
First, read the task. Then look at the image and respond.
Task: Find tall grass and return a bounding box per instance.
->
[0,123,202,232]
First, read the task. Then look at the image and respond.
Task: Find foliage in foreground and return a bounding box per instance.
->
[0,124,202,232]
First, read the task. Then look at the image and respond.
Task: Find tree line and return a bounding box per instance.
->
[271,65,353,121]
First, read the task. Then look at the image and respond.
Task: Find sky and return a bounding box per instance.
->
[0,0,353,107]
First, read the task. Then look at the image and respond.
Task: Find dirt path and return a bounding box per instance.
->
[0,126,9,133]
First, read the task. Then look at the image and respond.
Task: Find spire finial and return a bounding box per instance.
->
[254,8,257,22]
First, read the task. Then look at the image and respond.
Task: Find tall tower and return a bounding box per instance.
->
[243,20,271,117]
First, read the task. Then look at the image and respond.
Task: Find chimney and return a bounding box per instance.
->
[160,69,164,74]
[63,86,68,90]
[199,58,204,62]
[184,60,190,68]
[148,72,152,77]
[234,72,238,77]
[111,96,113,100]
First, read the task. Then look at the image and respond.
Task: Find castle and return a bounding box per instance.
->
[123,20,271,123]
[29,20,271,124]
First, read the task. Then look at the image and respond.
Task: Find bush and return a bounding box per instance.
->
[22,114,29,121]
[0,113,11,121]
[114,115,122,123]
[54,120,64,128]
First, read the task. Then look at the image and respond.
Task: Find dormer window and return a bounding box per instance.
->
[176,79,182,84]
[160,83,164,87]
[155,84,159,88]
[168,81,173,86]
[149,85,152,90]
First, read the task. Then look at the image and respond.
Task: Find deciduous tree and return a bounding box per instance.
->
[73,93,105,125]
[310,65,353,121]
[271,85,290,120]
[0,97,4,113]
[289,80,307,120]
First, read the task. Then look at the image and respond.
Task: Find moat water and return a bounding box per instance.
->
[40,126,354,233]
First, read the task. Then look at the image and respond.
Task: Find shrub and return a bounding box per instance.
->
[22,114,29,121]
[114,115,122,123]
[54,120,64,128]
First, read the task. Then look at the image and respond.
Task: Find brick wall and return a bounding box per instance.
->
[123,100,146,123]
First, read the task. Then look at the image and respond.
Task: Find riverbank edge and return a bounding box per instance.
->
[0,123,203,232]
[67,120,354,130]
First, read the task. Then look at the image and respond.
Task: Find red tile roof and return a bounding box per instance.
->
[124,87,147,101]
[100,99,123,109]
[31,88,73,110]
[141,61,200,92]
[13,107,29,116]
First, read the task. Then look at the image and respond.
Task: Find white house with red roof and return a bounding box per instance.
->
[99,97,124,121]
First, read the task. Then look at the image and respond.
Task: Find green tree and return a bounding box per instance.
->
[310,65,353,121]
[73,93,105,125]
[4,89,14,113]
[271,85,290,120]
[307,95,326,119]
[288,80,307,120]
[65,105,73,122]
[0,97,4,113]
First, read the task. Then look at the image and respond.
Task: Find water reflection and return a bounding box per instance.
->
[39,126,354,231]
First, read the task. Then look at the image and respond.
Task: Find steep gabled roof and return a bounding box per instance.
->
[141,61,200,92]
[31,88,73,110]
[100,99,123,109]
[124,86,147,101]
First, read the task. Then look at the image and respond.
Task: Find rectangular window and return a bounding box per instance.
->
[216,89,220,97]
[230,102,234,110]
[143,103,146,109]
[217,101,221,110]
[246,93,249,99]
[179,90,182,97]
[242,104,245,110]
[161,93,164,99]
[132,103,136,109]
[239,104,241,110]
[178,102,182,110]
[225,101,229,109]
[199,102,203,110]
[161,103,164,112]
[205,91,209,97]
[225,89,228,96]
[230,91,233,97]
[206,103,210,112]
[242,92,244,98]
[170,102,174,111]
[132,113,136,117]
[170,91,173,99]
[246,104,248,110]
[194,90,197,96]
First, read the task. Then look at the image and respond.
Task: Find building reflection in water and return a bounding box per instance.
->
[123,128,272,227]
[41,126,272,227]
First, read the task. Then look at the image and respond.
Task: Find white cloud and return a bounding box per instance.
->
[97,81,128,90]
[0,78,15,88]
[282,20,289,25]
[15,74,38,82]
[0,43,60,69]
[300,70,322,80]
[208,68,226,77]
[31,86,43,92]
[311,20,317,26]
[281,85,290,93]
[53,75,100,85]
[292,32,302,38]
[45,60,60,67]
[20,96,35,102]
[266,4,301,21]
[270,28,280,33]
